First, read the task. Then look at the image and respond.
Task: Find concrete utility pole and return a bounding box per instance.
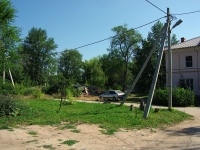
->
[167,8,172,110]
[143,23,168,118]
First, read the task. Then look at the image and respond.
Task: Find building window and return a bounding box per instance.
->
[186,79,193,90]
[186,56,193,67]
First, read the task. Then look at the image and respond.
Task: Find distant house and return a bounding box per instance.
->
[165,36,200,95]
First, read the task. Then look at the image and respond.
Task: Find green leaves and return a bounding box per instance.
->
[21,27,57,86]
[58,49,83,86]
[83,57,107,88]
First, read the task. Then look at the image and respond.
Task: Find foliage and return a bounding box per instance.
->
[65,88,76,105]
[134,39,155,93]
[0,100,191,133]
[32,88,42,99]
[172,87,195,106]
[108,24,142,91]
[61,140,79,146]
[177,77,187,89]
[134,21,179,93]
[58,49,83,86]
[0,95,28,117]
[63,85,82,98]
[153,87,195,106]
[194,95,200,107]
[153,88,168,106]
[83,57,107,88]
[0,81,16,95]
[21,27,57,86]
[0,0,22,84]
[42,74,66,95]
[100,54,125,90]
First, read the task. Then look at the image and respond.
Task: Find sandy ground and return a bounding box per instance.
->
[0,106,200,150]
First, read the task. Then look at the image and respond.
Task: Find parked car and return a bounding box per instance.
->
[99,90,125,101]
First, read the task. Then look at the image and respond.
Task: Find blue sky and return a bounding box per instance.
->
[11,0,200,60]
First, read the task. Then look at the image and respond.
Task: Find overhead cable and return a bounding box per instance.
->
[145,0,166,14]
[173,10,200,15]
[69,16,166,50]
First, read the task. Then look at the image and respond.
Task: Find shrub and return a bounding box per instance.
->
[0,95,28,117]
[172,87,194,106]
[65,88,75,105]
[0,82,16,95]
[153,88,168,106]
[153,87,195,107]
[32,88,42,99]
[194,95,200,107]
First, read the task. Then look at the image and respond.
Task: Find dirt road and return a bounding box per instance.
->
[0,106,199,150]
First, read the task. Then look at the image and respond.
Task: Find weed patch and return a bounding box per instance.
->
[28,131,37,136]
[25,140,38,143]
[61,140,79,146]
[42,144,55,150]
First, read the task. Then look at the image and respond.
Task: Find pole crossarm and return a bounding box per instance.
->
[143,22,169,118]
[120,23,168,105]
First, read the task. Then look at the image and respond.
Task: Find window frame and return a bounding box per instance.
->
[185,56,193,68]
[186,78,193,90]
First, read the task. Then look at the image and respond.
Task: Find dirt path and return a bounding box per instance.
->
[0,107,199,150]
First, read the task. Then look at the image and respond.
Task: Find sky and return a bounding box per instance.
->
[11,0,200,60]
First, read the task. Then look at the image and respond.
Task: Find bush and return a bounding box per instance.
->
[172,87,194,106]
[65,88,75,105]
[0,95,28,117]
[153,87,195,107]
[32,88,43,99]
[194,95,200,107]
[0,82,16,95]
[153,88,168,106]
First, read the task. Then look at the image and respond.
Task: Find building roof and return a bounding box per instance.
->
[171,36,200,50]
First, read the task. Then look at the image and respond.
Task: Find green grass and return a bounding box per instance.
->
[25,139,38,143]
[0,99,192,133]
[42,144,55,150]
[100,129,117,135]
[70,129,80,133]
[28,131,37,136]
[61,140,79,146]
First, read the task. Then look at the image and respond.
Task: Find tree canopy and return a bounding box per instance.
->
[0,0,21,85]
[108,24,142,91]
[21,27,57,86]
[58,49,83,86]
[83,57,107,88]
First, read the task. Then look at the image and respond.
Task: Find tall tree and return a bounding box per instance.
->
[21,27,57,85]
[58,49,83,86]
[108,24,142,91]
[83,57,107,88]
[0,0,21,84]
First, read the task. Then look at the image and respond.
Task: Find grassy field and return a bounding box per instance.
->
[0,99,192,134]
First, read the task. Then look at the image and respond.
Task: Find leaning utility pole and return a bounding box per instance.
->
[143,23,168,118]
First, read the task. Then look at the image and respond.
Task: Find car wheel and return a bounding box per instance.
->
[112,97,116,101]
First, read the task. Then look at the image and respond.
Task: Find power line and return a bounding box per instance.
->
[145,0,166,14]
[66,16,166,51]
[173,10,200,15]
